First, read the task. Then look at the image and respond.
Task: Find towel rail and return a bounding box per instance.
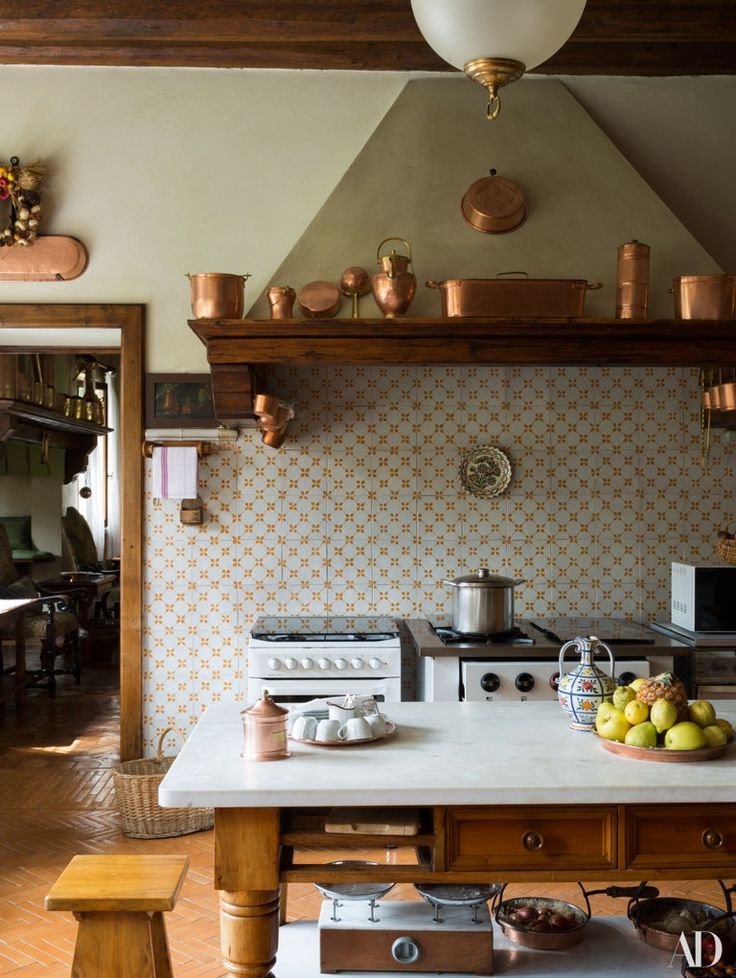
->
[142,440,212,459]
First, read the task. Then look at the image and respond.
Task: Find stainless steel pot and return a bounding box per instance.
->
[442,568,525,635]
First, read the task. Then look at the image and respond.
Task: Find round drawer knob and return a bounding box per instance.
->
[391,936,421,965]
[522,830,544,851]
[702,828,724,849]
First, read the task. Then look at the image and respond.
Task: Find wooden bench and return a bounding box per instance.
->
[45,854,189,978]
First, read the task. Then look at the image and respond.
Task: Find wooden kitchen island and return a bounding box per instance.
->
[159,701,736,978]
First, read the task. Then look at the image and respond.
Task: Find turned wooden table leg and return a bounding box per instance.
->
[215,808,281,978]
[220,889,280,978]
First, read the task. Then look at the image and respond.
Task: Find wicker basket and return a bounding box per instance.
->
[113,726,214,839]
[716,519,736,566]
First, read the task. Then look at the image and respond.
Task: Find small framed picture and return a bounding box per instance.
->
[145,374,217,428]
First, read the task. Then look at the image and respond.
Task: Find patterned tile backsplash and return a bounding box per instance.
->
[142,365,735,747]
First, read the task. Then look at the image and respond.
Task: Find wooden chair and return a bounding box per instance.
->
[45,854,189,978]
[0,524,81,696]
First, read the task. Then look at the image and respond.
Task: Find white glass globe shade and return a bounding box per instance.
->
[411,0,586,71]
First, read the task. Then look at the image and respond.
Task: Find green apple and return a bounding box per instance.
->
[595,706,632,743]
[624,700,649,725]
[714,718,735,742]
[625,720,657,748]
[688,699,717,728]
[650,699,678,734]
[702,724,728,748]
[612,686,636,710]
[664,721,707,751]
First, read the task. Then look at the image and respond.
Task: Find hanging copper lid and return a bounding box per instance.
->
[461,170,527,234]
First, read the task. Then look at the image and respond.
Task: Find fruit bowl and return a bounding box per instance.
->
[595,732,730,763]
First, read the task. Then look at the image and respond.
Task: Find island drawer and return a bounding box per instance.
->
[624,804,736,871]
[445,806,617,872]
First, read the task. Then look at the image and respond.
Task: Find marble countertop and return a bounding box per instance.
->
[159,700,736,809]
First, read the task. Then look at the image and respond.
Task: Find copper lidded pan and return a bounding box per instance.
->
[297,281,342,318]
[461,171,527,234]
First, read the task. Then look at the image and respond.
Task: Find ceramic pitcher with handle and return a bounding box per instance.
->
[557,635,617,731]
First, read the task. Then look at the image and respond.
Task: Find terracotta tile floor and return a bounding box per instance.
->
[0,669,726,976]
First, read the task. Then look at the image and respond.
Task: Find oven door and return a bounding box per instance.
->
[246,677,401,705]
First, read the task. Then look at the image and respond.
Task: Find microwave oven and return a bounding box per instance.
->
[671,562,736,632]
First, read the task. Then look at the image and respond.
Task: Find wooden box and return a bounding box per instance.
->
[319,900,492,975]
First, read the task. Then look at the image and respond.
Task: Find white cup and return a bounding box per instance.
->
[328,700,360,722]
[290,715,318,740]
[315,718,341,743]
[338,716,373,741]
[364,713,388,737]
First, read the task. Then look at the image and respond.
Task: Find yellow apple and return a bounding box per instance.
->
[624,700,649,725]
[625,721,657,748]
[595,706,632,743]
[714,718,735,742]
[664,721,707,751]
[612,686,636,710]
[688,700,717,728]
[650,699,678,734]
[702,724,728,748]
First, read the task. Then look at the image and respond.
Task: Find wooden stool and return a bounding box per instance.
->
[45,854,189,978]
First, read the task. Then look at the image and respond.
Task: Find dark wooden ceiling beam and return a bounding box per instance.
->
[0,0,733,74]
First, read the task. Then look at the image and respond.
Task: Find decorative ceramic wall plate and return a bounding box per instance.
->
[459,445,512,498]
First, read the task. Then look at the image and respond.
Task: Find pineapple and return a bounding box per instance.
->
[635,672,689,722]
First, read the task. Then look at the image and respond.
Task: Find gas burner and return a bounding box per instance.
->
[251,616,399,643]
[430,621,535,646]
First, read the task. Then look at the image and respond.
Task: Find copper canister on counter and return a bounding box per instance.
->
[241,690,290,760]
[616,240,650,319]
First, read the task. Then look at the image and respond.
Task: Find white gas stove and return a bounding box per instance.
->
[247,616,402,705]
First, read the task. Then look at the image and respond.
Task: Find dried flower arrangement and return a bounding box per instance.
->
[0,156,47,246]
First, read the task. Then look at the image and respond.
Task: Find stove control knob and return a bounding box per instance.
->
[368,657,383,670]
[549,672,560,691]
[334,657,348,671]
[318,657,331,670]
[300,657,314,670]
[267,657,281,671]
[284,657,298,671]
[617,671,637,687]
[515,672,535,693]
[351,657,364,670]
[480,672,500,693]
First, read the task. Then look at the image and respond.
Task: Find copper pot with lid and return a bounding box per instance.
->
[297,280,342,318]
[461,170,527,234]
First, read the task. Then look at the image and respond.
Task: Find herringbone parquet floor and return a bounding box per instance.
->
[0,669,725,977]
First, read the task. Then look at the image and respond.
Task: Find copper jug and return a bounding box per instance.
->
[371,237,417,318]
[266,285,296,320]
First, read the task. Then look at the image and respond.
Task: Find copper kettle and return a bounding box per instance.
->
[371,237,417,318]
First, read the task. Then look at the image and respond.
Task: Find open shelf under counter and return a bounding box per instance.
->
[190,317,736,368]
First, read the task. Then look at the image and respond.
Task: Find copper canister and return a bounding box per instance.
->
[241,690,290,761]
[616,240,650,319]
[266,285,296,320]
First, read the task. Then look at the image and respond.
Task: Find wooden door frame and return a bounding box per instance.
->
[0,303,144,760]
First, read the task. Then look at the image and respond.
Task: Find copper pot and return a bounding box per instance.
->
[297,281,342,318]
[426,273,602,319]
[188,273,250,319]
[713,380,736,412]
[266,286,296,320]
[461,172,527,234]
[672,274,736,320]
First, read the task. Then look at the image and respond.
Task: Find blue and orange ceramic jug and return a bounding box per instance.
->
[557,636,616,731]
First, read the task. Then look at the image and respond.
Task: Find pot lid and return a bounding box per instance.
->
[241,688,289,719]
[446,567,524,588]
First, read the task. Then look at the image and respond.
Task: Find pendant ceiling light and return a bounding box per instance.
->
[411,0,587,119]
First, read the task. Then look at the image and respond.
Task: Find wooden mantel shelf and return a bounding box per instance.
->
[190,317,736,368]
[0,399,110,482]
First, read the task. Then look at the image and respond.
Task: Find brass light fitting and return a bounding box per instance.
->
[464,57,525,119]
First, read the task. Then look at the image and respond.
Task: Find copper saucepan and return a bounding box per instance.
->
[297,281,342,318]
[672,274,736,321]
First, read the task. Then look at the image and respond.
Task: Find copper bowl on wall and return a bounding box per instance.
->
[461,172,527,234]
[673,274,736,320]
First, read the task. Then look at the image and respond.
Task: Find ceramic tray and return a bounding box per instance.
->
[596,733,730,763]
[290,720,396,747]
